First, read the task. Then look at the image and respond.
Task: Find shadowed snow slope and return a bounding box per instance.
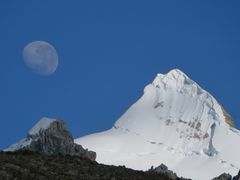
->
[75,69,240,180]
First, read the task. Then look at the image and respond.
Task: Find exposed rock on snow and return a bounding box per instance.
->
[5,117,96,161]
[149,164,179,180]
[212,173,232,180]
[75,69,240,180]
[221,106,235,128]
[233,170,240,180]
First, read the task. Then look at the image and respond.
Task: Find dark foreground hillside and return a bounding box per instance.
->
[0,150,188,180]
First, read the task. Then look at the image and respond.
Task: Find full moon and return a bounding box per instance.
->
[23,41,59,76]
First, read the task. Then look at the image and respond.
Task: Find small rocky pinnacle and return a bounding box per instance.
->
[5,118,96,161]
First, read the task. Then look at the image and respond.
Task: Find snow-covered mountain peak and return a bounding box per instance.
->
[76,69,240,179]
[158,68,188,80]
[117,69,228,141]
[153,69,198,94]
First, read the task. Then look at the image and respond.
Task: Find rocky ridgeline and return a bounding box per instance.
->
[0,150,188,180]
[0,150,239,180]
[5,118,96,161]
[213,171,240,180]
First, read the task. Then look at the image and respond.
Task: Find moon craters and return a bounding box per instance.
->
[23,41,59,76]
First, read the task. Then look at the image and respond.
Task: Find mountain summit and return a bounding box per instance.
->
[75,69,240,180]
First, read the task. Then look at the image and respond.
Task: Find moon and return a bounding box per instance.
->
[23,41,59,76]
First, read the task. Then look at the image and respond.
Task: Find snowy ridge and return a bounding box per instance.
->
[5,117,57,151]
[28,117,56,136]
[4,138,33,152]
[75,69,240,180]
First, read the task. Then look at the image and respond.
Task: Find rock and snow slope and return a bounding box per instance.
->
[6,117,96,160]
[75,69,240,180]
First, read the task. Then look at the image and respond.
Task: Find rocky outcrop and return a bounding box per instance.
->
[221,106,235,128]
[5,118,96,161]
[233,170,240,180]
[212,170,240,180]
[212,173,232,180]
[149,164,191,180]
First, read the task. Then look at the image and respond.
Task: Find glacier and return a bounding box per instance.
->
[75,69,240,180]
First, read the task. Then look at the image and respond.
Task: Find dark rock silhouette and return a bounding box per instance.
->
[212,173,232,180]
[233,170,240,180]
[0,150,185,180]
[212,170,240,180]
[149,164,191,180]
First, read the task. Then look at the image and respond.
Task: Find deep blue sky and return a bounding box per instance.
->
[0,1,240,149]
